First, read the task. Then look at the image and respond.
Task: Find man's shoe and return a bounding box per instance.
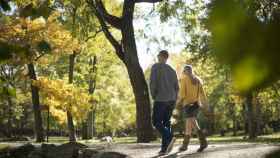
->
[197,130,208,152]
[158,150,167,156]
[179,135,190,152]
[166,137,176,153]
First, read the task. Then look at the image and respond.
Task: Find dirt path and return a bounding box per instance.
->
[1,142,279,158]
[105,143,280,158]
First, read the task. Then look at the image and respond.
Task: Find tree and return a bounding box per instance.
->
[207,0,280,93]
[0,7,80,141]
[32,77,91,124]
[58,0,103,141]
[93,51,136,137]
[87,0,165,142]
[0,65,17,137]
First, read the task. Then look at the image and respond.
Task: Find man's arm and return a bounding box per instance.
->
[150,65,157,100]
[174,71,179,100]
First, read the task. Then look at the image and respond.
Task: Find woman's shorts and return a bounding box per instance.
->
[183,102,200,118]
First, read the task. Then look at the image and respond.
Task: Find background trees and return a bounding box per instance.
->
[0,0,279,142]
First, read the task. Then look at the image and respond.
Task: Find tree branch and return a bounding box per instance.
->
[87,0,125,61]
[34,52,46,62]
[134,0,163,3]
[85,29,103,42]
[95,0,122,29]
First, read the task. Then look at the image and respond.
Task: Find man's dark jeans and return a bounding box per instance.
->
[152,101,175,151]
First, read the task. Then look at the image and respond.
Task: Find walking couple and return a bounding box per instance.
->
[150,50,208,156]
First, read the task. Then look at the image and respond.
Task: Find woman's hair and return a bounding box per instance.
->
[183,65,200,85]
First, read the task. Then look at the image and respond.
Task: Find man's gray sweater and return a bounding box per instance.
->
[150,63,179,102]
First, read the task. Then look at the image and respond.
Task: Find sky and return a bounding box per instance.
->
[133,3,186,70]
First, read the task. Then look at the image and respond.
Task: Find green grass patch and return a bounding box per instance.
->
[5,132,279,145]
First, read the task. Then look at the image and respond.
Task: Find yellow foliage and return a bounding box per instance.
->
[0,13,80,64]
[32,77,92,124]
[15,0,40,8]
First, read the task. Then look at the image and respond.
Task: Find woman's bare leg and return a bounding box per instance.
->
[185,118,193,136]
[191,118,200,132]
[179,118,192,151]
[191,118,208,152]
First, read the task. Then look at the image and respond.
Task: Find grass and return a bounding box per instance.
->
[1,132,279,145]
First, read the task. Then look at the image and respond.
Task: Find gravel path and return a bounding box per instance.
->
[106,143,280,158]
[1,141,279,158]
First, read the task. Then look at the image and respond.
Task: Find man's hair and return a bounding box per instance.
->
[158,50,169,59]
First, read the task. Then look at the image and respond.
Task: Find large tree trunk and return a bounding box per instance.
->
[122,1,155,142]
[245,92,257,139]
[67,53,76,142]
[27,63,44,142]
[89,0,159,142]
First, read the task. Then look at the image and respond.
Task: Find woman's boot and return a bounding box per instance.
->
[179,135,190,151]
[197,130,208,152]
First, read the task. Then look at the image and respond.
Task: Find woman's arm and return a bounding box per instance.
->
[199,84,208,107]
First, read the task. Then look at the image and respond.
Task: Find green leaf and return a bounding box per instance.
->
[0,0,11,11]
[7,87,16,97]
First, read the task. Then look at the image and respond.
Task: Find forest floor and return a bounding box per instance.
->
[0,134,279,158]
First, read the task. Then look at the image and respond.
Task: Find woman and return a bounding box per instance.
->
[177,65,208,152]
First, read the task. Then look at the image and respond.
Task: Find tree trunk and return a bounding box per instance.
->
[233,114,237,136]
[87,111,93,139]
[6,95,13,138]
[82,56,97,140]
[92,110,96,136]
[255,97,262,135]
[245,92,257,139]
[122,1,155,142]
[90,0,157,142]
[67,110,76,141]
[27,63,44,142]
[82,122,88,140]
[67,53,76,142]
[229,102,237,136]
[87,56,97,139]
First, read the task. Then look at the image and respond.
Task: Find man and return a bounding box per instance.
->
[150,50,179,155]
[177,65,208,152]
